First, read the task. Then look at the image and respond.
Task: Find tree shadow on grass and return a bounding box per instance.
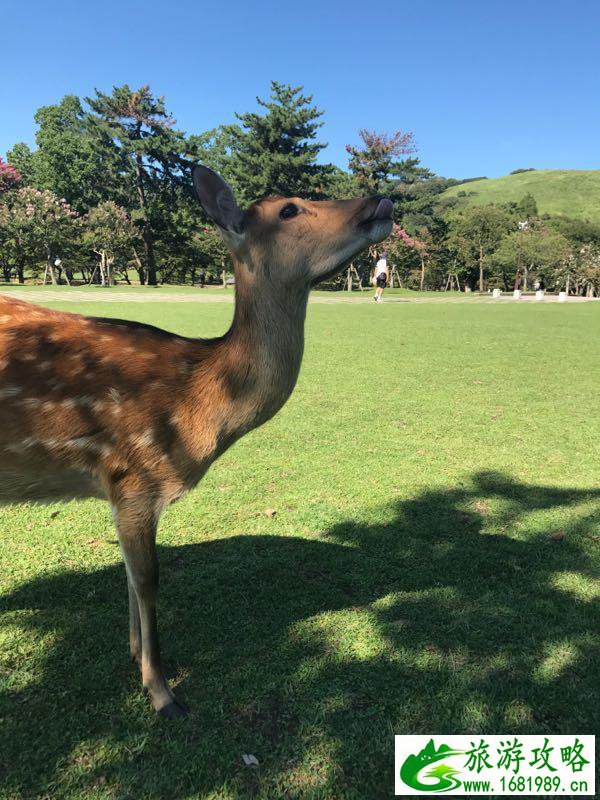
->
[1,471,599,799]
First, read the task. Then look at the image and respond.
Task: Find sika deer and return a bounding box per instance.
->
[0,166,393,717]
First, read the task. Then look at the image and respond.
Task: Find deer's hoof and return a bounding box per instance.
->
[158,698,189,719]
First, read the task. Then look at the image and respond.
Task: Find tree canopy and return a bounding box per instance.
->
[225,81,332,202]
[2,80,600,296]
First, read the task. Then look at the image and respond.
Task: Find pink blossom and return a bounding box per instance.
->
[0,157,22,192]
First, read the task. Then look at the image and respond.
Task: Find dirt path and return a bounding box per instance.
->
[1,289,595,305]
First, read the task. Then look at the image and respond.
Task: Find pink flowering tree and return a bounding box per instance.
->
[386,224,430,290]
[0,157,22,194]
[0,187,78,283]
[82,201,138,285]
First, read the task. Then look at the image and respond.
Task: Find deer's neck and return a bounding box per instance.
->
[225,269,309,422]
[186,263,309,455]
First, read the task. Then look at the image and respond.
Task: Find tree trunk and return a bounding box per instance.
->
[132,247,146,285]
[17,260,25,284]
[99,251,106,286]
[142,225,157,285]
[106,255,115,286]
[478,246,484,293]
[419,255,426,292]
[565,274,570,295]
[47,256,57,285]
[135,155,157,285]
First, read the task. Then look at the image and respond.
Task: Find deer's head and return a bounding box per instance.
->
[193,166,393,289]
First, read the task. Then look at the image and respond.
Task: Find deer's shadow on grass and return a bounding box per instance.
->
[1,471,599,798]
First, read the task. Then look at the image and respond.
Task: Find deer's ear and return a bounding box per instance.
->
[192,165,244,234]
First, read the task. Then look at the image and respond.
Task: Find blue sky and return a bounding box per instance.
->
[2,0,599,179]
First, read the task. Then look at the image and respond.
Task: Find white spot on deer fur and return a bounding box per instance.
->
[0,359,8,371]
[37,361,51,370]
[0,315,12,324]
[60,398,76,409]
[63,436,103,452]
[108,388,121,403]
[40,438,62,451]
[0,385,22,399]
[23,398,42,408]
[8,436,37,451]
[130,429,154,448]
[21,353,35,362]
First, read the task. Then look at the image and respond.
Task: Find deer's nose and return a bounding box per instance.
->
[372,198,394,220]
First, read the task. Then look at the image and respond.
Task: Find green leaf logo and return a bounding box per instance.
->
[400,739,465,792]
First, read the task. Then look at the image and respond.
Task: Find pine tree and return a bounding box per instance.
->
[227,82,331,202]
[516,192,538,220]
[346,129,420,196]
[86,85,190,285]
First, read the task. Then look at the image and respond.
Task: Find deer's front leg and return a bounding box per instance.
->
[115,504,188,719]
[127,575,142,665]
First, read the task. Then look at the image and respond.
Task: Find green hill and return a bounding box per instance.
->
[442,170,600,222]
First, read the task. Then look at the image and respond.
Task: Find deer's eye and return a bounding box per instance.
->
[279,203,299,220]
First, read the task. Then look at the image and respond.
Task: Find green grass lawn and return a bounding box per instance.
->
[442,169,600,222]
[1,296,599,799]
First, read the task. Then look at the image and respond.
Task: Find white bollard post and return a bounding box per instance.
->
[535,290,544,301]
[558,291,567,302]
[492,288,501,299]
[513,289,522,300]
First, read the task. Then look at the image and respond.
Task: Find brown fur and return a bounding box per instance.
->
[0,179,392,717]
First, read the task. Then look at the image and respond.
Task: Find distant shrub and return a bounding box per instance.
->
[457,176,488,185]
[510,168,536,174]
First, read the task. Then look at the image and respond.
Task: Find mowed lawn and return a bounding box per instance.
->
[0,293,599,800]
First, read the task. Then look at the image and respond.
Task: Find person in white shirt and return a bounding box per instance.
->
[373,251,389,303]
